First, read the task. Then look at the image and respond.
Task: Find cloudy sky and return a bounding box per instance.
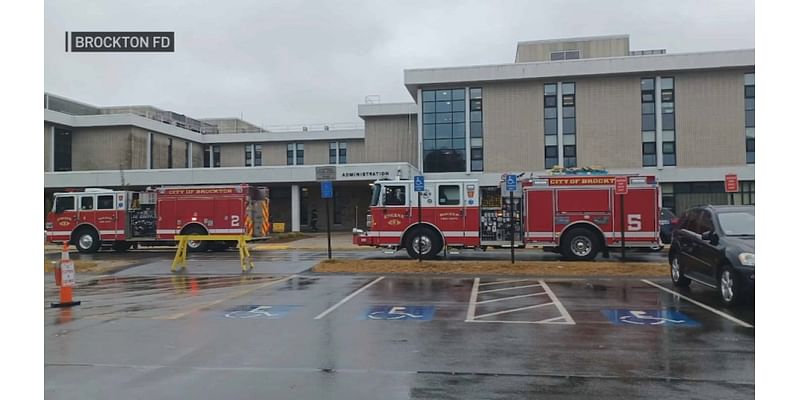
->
[45,0,754,127]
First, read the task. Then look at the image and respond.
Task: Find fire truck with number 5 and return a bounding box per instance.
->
[46,184,269,253]
[353,174,661,260]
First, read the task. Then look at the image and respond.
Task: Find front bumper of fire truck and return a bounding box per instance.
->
[352,228,378,246]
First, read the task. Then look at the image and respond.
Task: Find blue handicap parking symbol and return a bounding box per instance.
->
[224,305,298,319]
[362,306,435,321]
[603,309,699,327]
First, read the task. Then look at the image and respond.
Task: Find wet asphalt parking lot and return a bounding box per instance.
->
[45,249,754,399]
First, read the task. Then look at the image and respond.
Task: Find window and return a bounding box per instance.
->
[423,88,468,172]
[185,142,190,168]
[287,143,304,165]
[544,83,559,169]
[438,185,461,205]
[97,195,114,210]
[383,185,407,206]
[550,50,580,60]
[168,138,173,169]
[745,73,755,164]
[80,196,94,210]
[641,78,657,166]
[339,142,347,164]
[54,128,72,171]
[661,77,676,166]
[204,145,220,168]
[329,142,348,164]
[54,196,75,212]
[697,211,714,234]
[246,144,262,167]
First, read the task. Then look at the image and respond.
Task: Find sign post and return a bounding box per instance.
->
[506,175,518,264]
[321,181,334,259]
[615,176,628,261]
[414,176,425,263]
[725,174,739,205]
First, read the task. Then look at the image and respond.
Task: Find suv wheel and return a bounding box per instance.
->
[669,250,691,287]
[719,265,742,306]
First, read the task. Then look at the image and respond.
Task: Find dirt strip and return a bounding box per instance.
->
[314,259,668,277]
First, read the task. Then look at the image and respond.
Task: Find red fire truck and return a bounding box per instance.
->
[352,174,660,260]
[46,184,269,253]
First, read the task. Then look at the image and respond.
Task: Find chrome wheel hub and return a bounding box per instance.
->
[79,234,94,249]
[570,236,591,257]
[671,258,681,281]
[720,271,735,302]
[413,235,432,255]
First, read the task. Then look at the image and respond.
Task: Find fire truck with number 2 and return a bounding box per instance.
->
[46,184,269,253]
[353,174,661,260]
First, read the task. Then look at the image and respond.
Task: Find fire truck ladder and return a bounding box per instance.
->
[171,235,254,273]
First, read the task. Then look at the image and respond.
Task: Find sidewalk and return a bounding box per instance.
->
[252,232,365,251]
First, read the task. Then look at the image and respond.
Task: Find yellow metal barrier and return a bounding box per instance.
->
[171,235,254,273]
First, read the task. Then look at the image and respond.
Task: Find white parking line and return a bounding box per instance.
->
[641,279,754,328]
[466,279,575,324]
[313,276,385,320]
[476,292,547,305]
[540,281,576,325]
[473,302,554,319]
[477,283,541,294]
[465,278,480,322]
[478,279,536,287]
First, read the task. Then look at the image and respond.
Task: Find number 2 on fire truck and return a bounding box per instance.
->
[627,214,641,231]
[231,215,240,226]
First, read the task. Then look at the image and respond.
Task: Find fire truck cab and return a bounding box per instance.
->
[46,185,269,253]
[353,174,661,260]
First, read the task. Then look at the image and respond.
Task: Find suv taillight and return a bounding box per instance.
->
[670,217,679,225]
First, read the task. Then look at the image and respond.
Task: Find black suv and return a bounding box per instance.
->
[668,205,755,306]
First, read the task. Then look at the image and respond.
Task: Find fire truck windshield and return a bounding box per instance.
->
[370,184,382,206]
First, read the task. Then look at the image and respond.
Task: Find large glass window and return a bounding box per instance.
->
[423,88,467,172]
[80,196,94,211]
[97,195,114,210]
[661,77,676,166]
[745,73,755,164]
[544,83,558,169]
[438,185,461,205]
[204,145,220,168]
[329,141,348,164]
[562,82,576,167]
[287,143,304,165]
[54,128,72,171]
[246,144,262,167]
[383,185,407,206]
[641,78,657,167]
[54,196,75,212]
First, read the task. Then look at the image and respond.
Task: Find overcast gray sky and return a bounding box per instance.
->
[45,0,754,127]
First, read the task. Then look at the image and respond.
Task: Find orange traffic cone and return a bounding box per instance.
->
[51,242,81,308]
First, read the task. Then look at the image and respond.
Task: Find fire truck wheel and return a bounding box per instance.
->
[405,226,442,260]
[560,227,600,261]
[74,228,101,254]
[183,226,209,252]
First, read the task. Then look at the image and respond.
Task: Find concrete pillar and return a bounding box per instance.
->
[291,185,300,232]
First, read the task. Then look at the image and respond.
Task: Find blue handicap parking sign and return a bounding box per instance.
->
[362,305,435,321]
[321,181,333,199]
[505,174,517,192]
[224,305,298,319]
[603,309,699,327]
[414,176,425,192]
